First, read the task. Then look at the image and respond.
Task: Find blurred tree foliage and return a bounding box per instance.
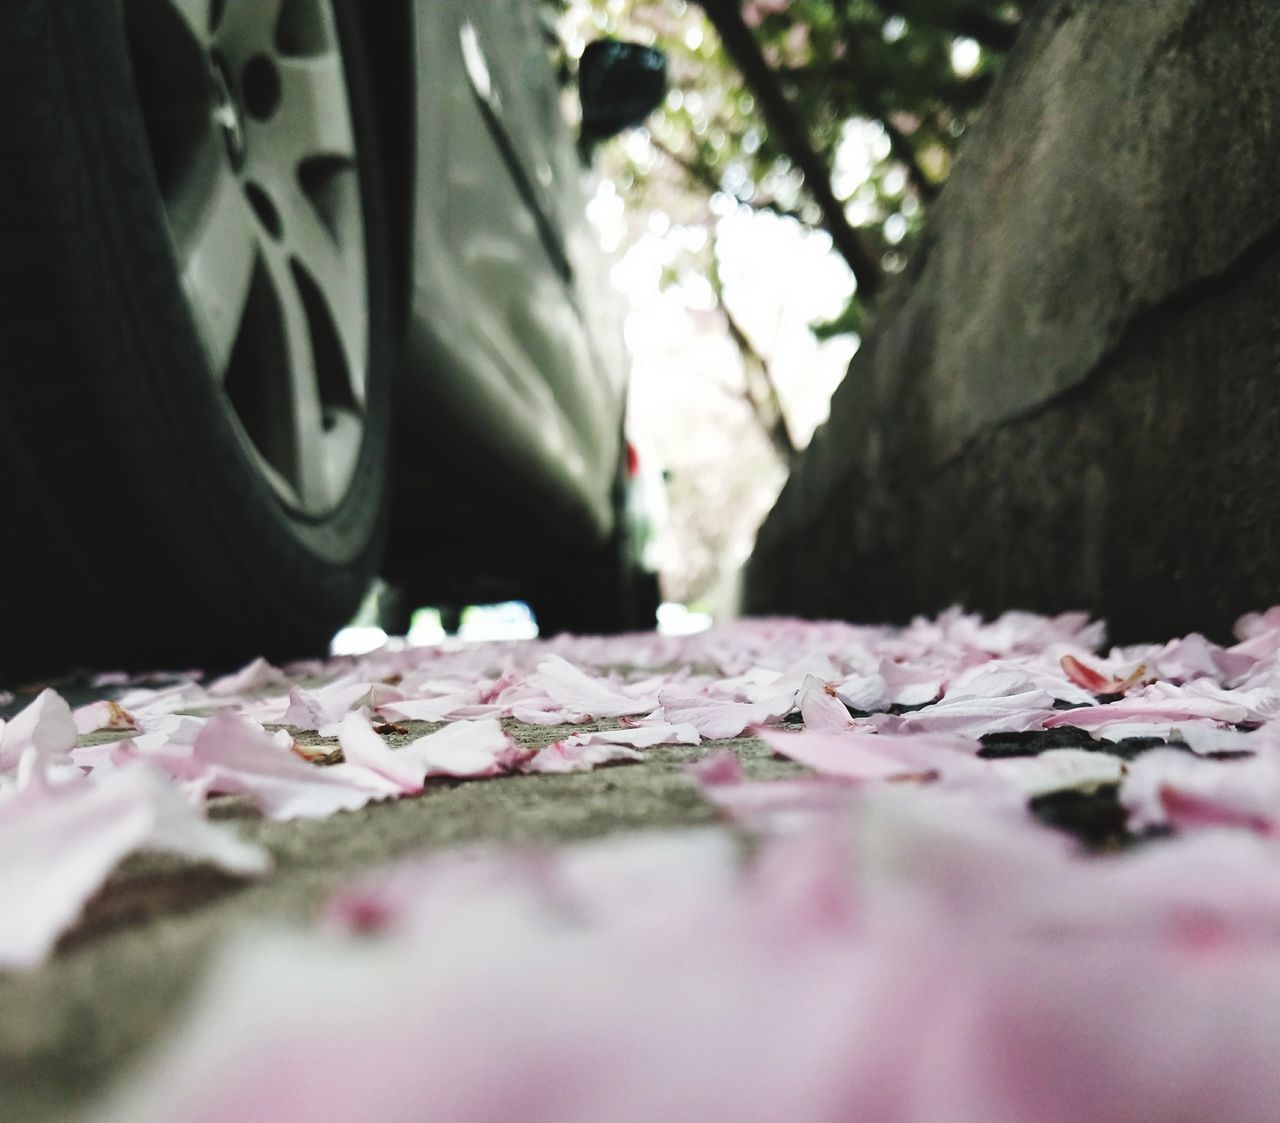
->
[557,0,1025,457]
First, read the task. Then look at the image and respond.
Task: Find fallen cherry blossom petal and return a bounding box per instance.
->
[878,658,943,707]
[277,686,336,733]
[1089,722,1259,760]
[1060,653,1146,695]
[545,723,702,755]
[193,713,393,820]
[95,810,1280,1123]
[829,672,890,713]
[0,766,268,970]
[798,675,861,731]
[205,657,287,698]
[1121,749,1280,835]
[756,727,984,784]
[658,690,793,739]
[375,693,483,722]
[72,699,139,736]
[0,689,77,773]
[1060,654,1110,692]
[1045,690,1251,731]
[697,772,860,822]
[686,749,745,787]
[1147,632,1258,685]
[875,689,1057,738]
[604,722,700,748]
[533,655,661,719]
[686,751,866,824]
[336,713,425,792]
[990,749,1125,796]
[526,740,644,773]
[398,719,532,779]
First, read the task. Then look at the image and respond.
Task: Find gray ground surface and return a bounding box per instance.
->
[1,718,796,1123]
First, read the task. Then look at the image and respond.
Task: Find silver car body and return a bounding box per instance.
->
[400,1,626,543]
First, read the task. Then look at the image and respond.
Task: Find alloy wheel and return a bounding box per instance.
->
[125,0,369,518]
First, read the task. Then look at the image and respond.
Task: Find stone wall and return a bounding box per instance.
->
[744,0,1280,643]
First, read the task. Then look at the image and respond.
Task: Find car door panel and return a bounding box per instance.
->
[400,0,624,543]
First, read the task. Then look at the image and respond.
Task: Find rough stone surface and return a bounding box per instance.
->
[746,0,1280,642]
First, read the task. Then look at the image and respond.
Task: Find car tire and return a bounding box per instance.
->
[532,467,660,638]
[533,538,660,637]
[0,0,393,672]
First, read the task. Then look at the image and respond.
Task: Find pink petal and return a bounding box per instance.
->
[336,713,424,793]
[0,766,268,970]
[398,719,529,779]
[686,749,745,787]
[1149,633,1257,685]
[878,659,943,707]
[1121,749,1280,835]
[658,691,793,739]
[0,689,77,773]
[830,672,890,713]
[206,657,287,698]
[798,675,861,731]
[72,699,140,736]
[562,723,701,750]
[376,693,480,722]
[757,727,980,782]
[525,740,643,774]
[534,655,660,719]
[696,773,859,822]
[1045,682,1251,731]
[990,749,1125,796]
[280,686,334,732]
[879,690,1056,738]
[193,713,390,820]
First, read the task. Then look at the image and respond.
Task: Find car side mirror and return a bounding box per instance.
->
[579,39,667,143]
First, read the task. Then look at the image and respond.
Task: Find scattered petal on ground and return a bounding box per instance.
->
[192,713,395,820]
[526,724,700,775]
[15,604,1280,1119]
[0,766,269,971]
[657,690,794,739]
[93,812,1280,1123]
[0,689,77,773]
[757,726,982,784]
[1121,748,1280,835]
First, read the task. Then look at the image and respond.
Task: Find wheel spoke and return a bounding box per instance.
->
[270,176,367,406]
[161,0,216,48]
[259,244,333,511]
[271,53,355,164]
[140,0,368,517]
[174,164,260,380]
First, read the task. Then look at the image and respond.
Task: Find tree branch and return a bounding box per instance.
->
[827,3,942,202]
[651,137,816,226]
[708,226,798,465]
[870,0,1021,52]
[695,0,884,302]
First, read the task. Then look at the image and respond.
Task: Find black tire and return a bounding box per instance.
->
[374,583,415,639]
[437,604,464,637]
[533,538,660,637]
[532,470,661,638]
[0,0,393,673]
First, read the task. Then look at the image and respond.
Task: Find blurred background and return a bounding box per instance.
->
[562,0,1020,612]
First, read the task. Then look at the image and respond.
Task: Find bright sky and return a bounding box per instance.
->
[588,151,864,607]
